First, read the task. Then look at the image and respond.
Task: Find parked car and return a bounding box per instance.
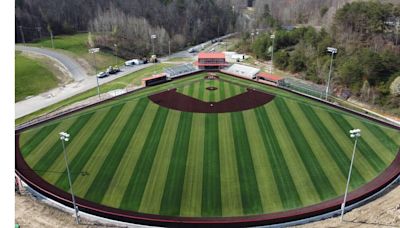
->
[96,71,109,78]
[106,66,121,74]
[188,48,198,53]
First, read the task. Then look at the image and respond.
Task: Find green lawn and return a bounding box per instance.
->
[18,73,400,218]
[15,51,59,101]
[28,33,125,73]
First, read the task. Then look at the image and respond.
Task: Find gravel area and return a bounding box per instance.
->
[15,185,400,227]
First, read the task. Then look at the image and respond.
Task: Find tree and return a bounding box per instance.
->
[274,50,289,70]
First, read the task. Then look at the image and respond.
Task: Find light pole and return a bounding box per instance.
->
[113,43,118,66]
[270,34,275,74]
[36,26,42,40]
[18,26,25,44]
[340,128,361,222]
[326,47,337,101]
[151,34,157,55]
[168,39,171,56]
[89,48,100,99]
[59,132,80,224]
[50,31,55,49]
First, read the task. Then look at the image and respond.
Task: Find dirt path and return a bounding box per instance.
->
[15,193,129,228]
[296,184,400,228]
[15,185,400,227]
[15,193,83,228]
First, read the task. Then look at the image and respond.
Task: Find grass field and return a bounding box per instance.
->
[28,33,125,73]
[15,51,59,101]
[18,72,400,218]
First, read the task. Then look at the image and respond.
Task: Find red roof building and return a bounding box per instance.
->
[196,52,229,70]
[256,72,285,86]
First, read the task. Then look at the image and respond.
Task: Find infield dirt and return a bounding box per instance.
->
[149,88,275,113]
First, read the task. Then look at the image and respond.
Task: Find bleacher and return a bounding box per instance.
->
[221,64,260,80]
[165,64,199,79]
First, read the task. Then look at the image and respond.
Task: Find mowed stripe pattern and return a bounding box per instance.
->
[19,77,400,217]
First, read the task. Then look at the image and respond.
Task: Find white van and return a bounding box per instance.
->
[124,59,143,66]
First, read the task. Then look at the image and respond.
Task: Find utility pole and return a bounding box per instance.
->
[18,26,25,44]
[36,26,42,40]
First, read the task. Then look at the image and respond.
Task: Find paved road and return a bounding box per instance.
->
[15,45,88,81]
[15,63,154,119]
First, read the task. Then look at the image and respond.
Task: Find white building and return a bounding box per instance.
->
[221,64,260,79]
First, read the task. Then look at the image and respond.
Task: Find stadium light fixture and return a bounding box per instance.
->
[340,128,361,222]
[59,132,80,224]
[325,47,337,101]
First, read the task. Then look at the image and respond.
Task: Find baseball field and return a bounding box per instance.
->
[17,72,400,219]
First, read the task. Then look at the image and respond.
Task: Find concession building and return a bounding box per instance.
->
[196,52,229,70]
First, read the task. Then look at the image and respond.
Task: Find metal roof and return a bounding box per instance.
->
[198,52,226,59]
[257,72,283,81]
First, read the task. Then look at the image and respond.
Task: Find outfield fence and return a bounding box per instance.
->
[280,77,327,99]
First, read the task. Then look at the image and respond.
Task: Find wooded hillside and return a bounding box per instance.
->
[249,1,400,114]
[15,0,236,57]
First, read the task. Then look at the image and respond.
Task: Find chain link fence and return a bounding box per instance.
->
[280,77,327,99]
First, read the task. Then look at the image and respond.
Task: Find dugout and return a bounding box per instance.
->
[256,72,284,86]
[142,73,168,87]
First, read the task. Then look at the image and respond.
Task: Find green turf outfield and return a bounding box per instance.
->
[19,72,400,217]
